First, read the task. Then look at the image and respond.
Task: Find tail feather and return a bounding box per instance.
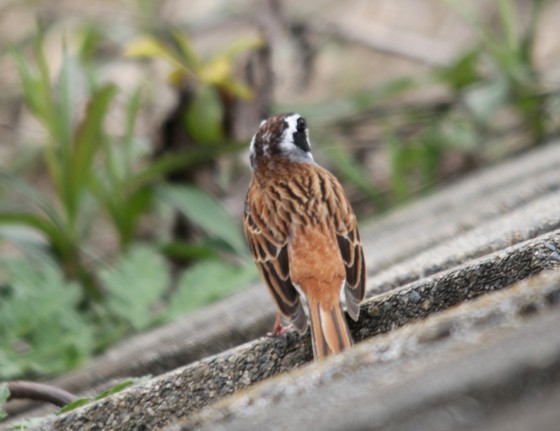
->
[308,297,353,360]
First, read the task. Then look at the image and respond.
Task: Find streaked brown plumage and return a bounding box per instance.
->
[244,113,366,360]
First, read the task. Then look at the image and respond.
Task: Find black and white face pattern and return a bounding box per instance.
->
[249,113,315,169]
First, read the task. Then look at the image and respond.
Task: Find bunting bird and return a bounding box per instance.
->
[243,113,366,360]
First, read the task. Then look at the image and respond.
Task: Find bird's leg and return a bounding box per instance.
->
[267,312,292,337]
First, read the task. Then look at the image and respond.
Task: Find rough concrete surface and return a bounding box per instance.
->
[179,270,560,431]
[4,140,559,430]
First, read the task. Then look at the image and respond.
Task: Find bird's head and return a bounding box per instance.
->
[249,113,314,169]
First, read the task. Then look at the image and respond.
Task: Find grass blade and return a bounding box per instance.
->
[71,84,118,209]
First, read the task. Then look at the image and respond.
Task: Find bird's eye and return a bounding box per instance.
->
[297,117,306,132]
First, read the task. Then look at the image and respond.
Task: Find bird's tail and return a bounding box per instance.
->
[307,296,353,360]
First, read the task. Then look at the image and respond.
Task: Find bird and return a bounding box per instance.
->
[243,113,366,360]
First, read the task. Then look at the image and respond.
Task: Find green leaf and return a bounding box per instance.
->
[463,78,509,124]
[0,174,63,226]
[124,35,196,77]
[57,397,92,414]
[54,52,95,219]
[94,376,151,400]
[54,48,75,157]
[497,0,517,52]
[101,245,169,331]
[167,260,256,318]
[200,57,231,86]
[438,49,480,90]
[439,117,479,152]
[72,83,118,200]
[218,79,254,100]
[0,258,94,379]
[171,31,201,71]
[105,186,152,249]
[160,240,221,261]
[12,49,45,120]
[122,86,144,176]
[124,36,169,59]
[387,135,412,201]
[58,376,151,414]
[156,184,248,256]
[183,85,224,145]
[0,212,59,244]
[78,25,102,64]
[0,383,9,420]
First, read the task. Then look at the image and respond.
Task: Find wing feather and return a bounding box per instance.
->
[244,188,307,332]
[322,170,366,321]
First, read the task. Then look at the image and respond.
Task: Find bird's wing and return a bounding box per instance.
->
[244,187,307,332]
[323,170,366,321]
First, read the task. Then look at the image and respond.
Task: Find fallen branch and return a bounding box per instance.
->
[6,381,78,407]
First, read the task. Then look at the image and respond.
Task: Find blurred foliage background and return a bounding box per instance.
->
[0,0,559,381]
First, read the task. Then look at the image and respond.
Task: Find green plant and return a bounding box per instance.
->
[0,383,8,421]
[125,30,262,146]
[443,0,550,144]
[289,0,555,207]
[156,184,256,318]
[58,375,151,414]
[100,245,170,333]
[156,184,249,257]
[0,377,151,428]
[3,34,199,299]
[5,41,117,299]
[386,123,458,201]
[0,239,252,381]
[0,257,95,379]
[167,258,256,319]
[0,29,258,383]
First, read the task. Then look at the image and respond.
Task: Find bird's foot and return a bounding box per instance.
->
[267,312,293,338]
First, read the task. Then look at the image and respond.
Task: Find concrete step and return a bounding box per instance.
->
[27,140,560,430]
